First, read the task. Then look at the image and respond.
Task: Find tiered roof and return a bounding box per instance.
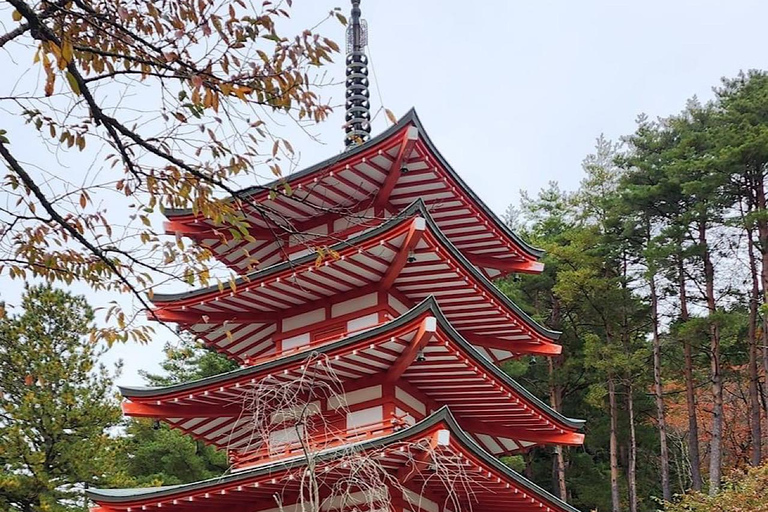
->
[87,408,581,512]
[151,201,561,364]
[90,110,584,512]
[123,298,583,459]
[163,110,544,279]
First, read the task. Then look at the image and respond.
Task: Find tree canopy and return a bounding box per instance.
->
[0,285,124,512]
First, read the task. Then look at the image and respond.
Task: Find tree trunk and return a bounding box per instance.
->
[649,274,672,500]
[678,253,703,491]
[754,174,768,415]
[626,382,638,512]
[747,229,763,466]
[549,358,567,500]
[609,376,621,512]
[523,450,535,480]
[700,220,723,495]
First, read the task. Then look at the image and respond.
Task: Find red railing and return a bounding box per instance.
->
[230,416,408,470]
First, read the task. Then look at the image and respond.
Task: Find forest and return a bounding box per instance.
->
[2,57,768,512]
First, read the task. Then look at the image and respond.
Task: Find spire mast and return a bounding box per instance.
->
[344,0,371,148]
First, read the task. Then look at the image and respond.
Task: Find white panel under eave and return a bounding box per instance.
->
[321,487,389,511]
[332,292,378,318]
[327,385,382,410]
[476,433,504,454]
[282,332,310,351]
[271,401,321,424]
[269,424,304,453]
[387,294,409,314]
[395,386,426,415]
[347,406,383,429]
[282,308,325,332]
[395,407,416,426]
[347,312,379,332]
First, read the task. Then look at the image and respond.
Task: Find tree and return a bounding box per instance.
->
[666,463,768,512]
[0,285,124,512]
[116,336,237,486]
[0,0,343,343]
[711,70,768,466]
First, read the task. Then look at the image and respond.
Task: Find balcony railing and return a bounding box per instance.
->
[230,416,408,470]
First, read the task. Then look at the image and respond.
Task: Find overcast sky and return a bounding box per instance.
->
[3,0,767,386]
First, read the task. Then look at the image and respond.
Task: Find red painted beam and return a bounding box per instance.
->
[164,219,274,240]
[469,256,545,274]
[380,217,426,290]
[375,126,420,207]
[148,308,277,324]
[462,333,562,356]
[458,416,584,446]
[122,401,243,418]
[386,316,437,383]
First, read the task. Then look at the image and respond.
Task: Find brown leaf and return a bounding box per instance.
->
[385,108,397,125]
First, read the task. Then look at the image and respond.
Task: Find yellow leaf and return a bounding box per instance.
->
[61,40,73,65]
[12,10,22,22]
[65,71,81,96]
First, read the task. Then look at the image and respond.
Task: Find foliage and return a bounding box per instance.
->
[0,0,344,344]
[115,337,237,486]
[665,464,768,512]
[0,285,125,512]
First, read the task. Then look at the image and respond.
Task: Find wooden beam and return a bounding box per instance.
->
[457,416,584,446]
[375,126,420,207]
[122,401,243,418]
[380,217,426,290]
[164,219,273,240]
[148,308,278,325]
[462,333,562,356]
[469,256,544,274]
[386,316,436,383]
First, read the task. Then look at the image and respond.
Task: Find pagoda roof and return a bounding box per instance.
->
[150,200,561,363]
[163,109,543,279]
[122,297,583,456]
[87,406,581,512]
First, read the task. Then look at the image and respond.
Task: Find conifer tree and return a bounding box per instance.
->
[0,285,124,512]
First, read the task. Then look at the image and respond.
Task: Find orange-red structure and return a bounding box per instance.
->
[88,108,585,512]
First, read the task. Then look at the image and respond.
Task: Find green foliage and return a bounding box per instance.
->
[118,419,229,487]
[0,285,125,512]
[115,337,237,486]
[666,464,768,512]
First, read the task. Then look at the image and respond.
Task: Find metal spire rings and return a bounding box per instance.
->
[344,0,371,148]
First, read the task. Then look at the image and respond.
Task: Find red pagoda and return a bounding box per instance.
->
[88,3,585,511]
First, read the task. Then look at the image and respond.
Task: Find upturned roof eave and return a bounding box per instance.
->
[122,296,584,431]
[87,406,581,512]
[150,199,561,341]
[163,108,544,260]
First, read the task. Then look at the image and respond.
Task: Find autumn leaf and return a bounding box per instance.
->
[65,72,81,96]
[385,108,397,125]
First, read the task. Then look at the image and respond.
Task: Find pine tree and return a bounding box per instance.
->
[0,285,124,512]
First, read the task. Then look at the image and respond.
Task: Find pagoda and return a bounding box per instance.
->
[88,3,585,512]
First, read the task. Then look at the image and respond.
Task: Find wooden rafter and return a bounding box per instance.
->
[386,316,437,383]
[380,216,425,290]
[375,125,420,207]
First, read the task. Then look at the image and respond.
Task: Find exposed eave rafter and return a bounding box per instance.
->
[386,316,436,383]
[375,125,419,208]
[380,216,425,290]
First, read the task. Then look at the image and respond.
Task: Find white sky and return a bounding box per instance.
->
[2,0,767,386]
